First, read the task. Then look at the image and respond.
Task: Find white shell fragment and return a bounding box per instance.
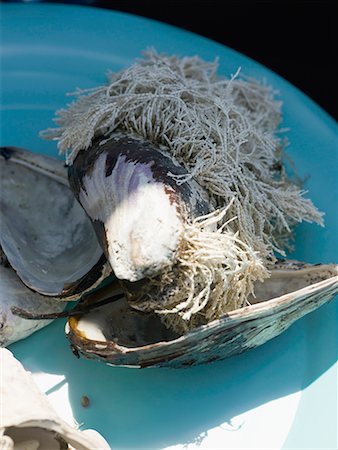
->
[0,348,111,450]
[67,260,338,368]
[0,147,106,298]
[0,262,64,347]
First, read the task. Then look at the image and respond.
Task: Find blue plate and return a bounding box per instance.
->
[2,4,337,449]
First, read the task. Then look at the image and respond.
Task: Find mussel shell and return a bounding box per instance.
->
[68,133,210,282]
[0,261,64,346]
[0,147,106,298]
[67,261,338,368]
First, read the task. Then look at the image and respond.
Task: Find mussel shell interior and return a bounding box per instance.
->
[0,154,103,297]
[71,294,179,348]
[67,261,338,367]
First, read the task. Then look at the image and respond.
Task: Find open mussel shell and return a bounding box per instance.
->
[67,260,337,368]
[0,254,65,346]
[0,348,110,450]
[0,147,107,298]
[68,132,210,282]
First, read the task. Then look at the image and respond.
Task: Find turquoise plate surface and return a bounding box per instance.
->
[1,4,337,449]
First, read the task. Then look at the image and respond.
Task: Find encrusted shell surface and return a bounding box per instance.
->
[67,260,338,368]
[0,147,107,298]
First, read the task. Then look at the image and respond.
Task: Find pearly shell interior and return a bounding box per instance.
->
[0,147,105,297]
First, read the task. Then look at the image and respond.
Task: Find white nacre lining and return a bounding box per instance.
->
[79,152,182,282]
[0,155,102,296]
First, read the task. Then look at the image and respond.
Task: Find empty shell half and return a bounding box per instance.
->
[67,260,338,368]
[0,147,108,299]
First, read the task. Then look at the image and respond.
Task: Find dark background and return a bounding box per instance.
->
[4,0,337,119]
